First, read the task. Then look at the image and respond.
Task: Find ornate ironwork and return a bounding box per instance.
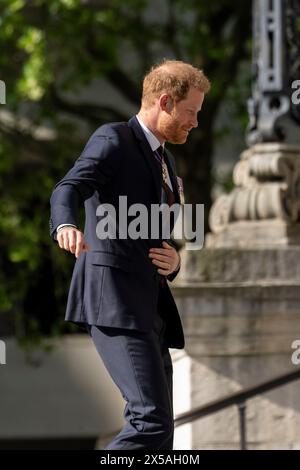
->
[247,0,300,146]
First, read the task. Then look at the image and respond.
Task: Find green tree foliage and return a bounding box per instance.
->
[0,0,251,342]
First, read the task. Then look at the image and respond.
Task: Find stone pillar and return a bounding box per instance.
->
[171,0,300,449]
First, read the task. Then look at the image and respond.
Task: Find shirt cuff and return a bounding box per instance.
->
[55,224,77,240]
[56,224,77,232]
[173,254,181,273]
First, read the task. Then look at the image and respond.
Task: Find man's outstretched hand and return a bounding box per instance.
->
[148,241,180,276]
[57,227,90,258]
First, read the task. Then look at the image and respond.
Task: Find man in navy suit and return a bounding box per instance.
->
[50,59,210,449]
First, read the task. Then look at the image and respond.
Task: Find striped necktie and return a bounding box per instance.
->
[153,146,176,288]
[153,146,176,207]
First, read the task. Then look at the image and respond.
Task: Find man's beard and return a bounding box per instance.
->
[160,116,189,144]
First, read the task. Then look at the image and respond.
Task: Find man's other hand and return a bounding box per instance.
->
[148,240,180,276]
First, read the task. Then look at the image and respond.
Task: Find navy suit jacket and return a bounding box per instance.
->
[50,116,185,349]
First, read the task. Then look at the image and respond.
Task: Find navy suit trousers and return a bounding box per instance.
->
[87,287,174,450]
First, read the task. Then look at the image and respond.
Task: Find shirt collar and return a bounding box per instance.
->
[135,115,164,152]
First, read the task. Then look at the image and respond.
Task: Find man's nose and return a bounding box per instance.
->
[191,115,198,128]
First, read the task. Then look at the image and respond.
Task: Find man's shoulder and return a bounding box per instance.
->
[93,120,132,139]
[80,119,136,158]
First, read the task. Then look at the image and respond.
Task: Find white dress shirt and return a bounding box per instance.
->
[135,115,173,191]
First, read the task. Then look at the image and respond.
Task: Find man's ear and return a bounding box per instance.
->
[160,94,173,112]
[166,98,173,112]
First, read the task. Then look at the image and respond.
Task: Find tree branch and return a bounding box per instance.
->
[86,31,141,106]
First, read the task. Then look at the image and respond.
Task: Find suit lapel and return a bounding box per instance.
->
[164,149,180,204]
[128,116,162,203]
[128,116,180,205]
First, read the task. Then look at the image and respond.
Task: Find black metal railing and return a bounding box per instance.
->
[174,367,300,449]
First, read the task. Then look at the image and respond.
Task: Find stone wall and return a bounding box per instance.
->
[171,248,300,449]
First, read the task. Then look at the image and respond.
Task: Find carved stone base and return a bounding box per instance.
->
[174,244,300,284]
[206,220,300,248]
[208,143,300,248]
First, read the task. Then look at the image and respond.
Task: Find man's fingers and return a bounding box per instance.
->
[57,228,88,258]
[75,233,83,258]
[62,230,70,251]
[162,241,172,249]
[149,246,174,255]
[57,230,67,249]
[151,258,171,270]
[149,253,171,262]
[157,268,169,275]
[57,232,64,249]
[149,244,179,275]
[68,230,77,254]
